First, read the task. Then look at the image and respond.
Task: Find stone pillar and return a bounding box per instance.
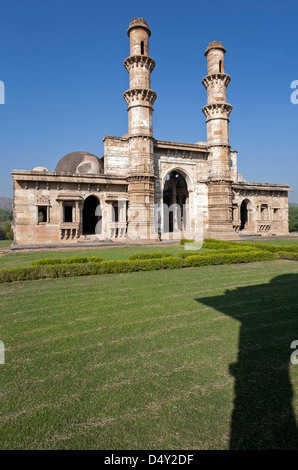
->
[202,42,236,239]
[124,18,158,240]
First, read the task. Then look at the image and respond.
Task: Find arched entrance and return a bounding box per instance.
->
[163,171,189,234]
[83,196,100,235]
[240,199,251,231]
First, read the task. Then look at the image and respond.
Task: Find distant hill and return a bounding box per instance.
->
[0,197,13,211]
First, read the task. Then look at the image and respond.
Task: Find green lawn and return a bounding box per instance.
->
[1,238,298,270]
[1,259,298,449]
[0,244,188,269]
[0,240,12,249]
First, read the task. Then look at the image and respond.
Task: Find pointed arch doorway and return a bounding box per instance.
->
[162,170,189,235]
[83,195,101,235]
[240,199,251,231]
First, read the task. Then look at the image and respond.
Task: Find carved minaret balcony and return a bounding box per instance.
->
[123,88,157,111]
[124,17,158,240]
[124,17,157,140]
[203,41,236,239]
[203,41,233,179]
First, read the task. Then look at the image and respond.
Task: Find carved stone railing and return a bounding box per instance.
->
[107,222,127,239]
[257,222,271,234]
[60,223,80,240]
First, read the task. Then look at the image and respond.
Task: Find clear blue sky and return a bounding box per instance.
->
[0,0,297,202]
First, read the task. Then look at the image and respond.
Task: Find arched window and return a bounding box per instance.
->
[141,41,144,55]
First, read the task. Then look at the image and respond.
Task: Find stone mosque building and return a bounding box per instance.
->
[11,18,289,247]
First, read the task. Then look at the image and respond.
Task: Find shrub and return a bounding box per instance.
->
[183,250,277,267]
[0,265,48,283]
[4,223,13,240]
[0,221,13,240]
[0,250,278,284]
[31,256,104,266]
[128,252,173,260]
[178,250,205,258]
[277,252,298,261]
[249,243,298,253]
[202,238,298,253]
[180,239,195,245]
[0,226,6,240]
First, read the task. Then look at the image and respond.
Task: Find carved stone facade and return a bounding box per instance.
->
[11,18,289,247]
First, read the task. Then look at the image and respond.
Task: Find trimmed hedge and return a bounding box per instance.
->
[31,256,104,266]
[128,249,266,261]
[0,250,278,283]
[180,239,195,245]
[128,252,173,260]
[203,238,298,253]
[277,252,298,261]
[182,250,277,267]
[129,251,204,260]
[178,250,203,259]
[247,243,298,254]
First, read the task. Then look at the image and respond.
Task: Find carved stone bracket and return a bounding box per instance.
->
[202,103,233,120]
[202,73,231,89]
[123,88,157,107]
[128,174,156,182]
[124,55,155,73]
[127,134,154,141]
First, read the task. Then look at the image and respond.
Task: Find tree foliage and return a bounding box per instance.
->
[289,206,298,232]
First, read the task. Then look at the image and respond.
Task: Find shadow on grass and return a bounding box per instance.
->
[197,273,298,450]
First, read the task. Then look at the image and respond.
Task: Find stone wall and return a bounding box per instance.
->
[12,171,128,246]
[232,183,289,236]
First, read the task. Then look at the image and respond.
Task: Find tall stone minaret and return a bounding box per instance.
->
[202,41,236,239]
[124,18,158,240]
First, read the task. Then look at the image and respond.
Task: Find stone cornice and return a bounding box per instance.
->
[207,179,233,185]
[128,134,154,141]
[202,73,231,89]
[202,103,232,120]
[232,182,290,192]
[128,174,156,181]
[11,171,128,185]
[206,144,231,150]
[102,135,128,143]
[154,139,208,153]
[124,55,155,73]
[123,88,157,107]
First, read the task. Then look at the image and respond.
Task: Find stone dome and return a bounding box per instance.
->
[205,41,226,56]
[32,166,50,172]
[127,17,151,37]
[55,151,103,175]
